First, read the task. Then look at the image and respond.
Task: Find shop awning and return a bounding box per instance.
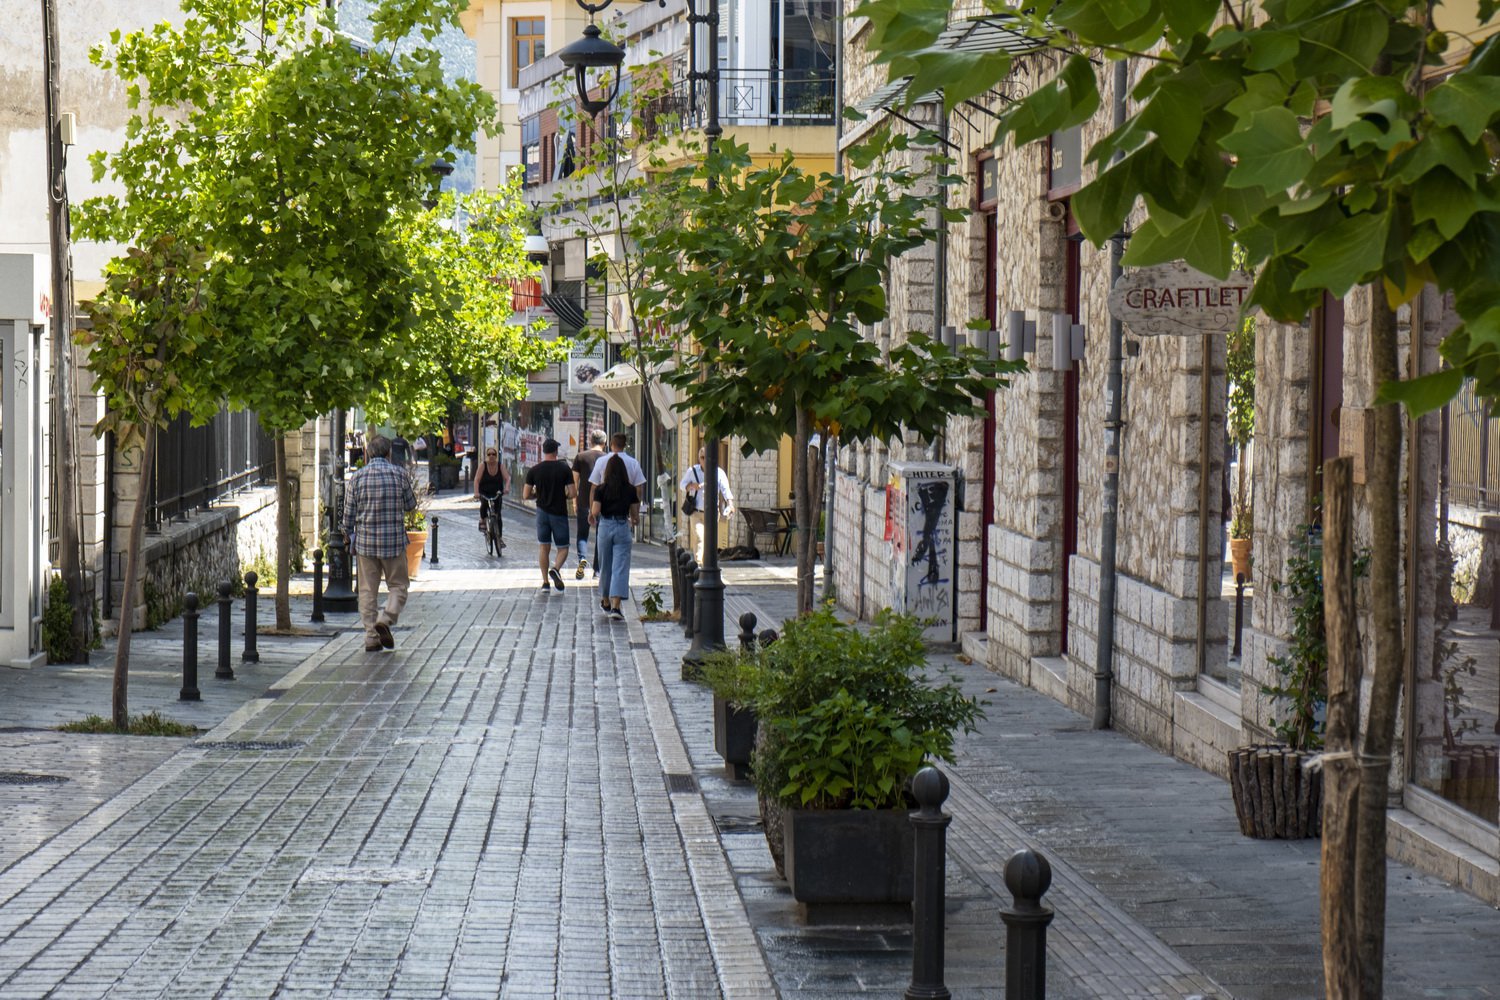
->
[593,361,679,427]
[542,293,587,332]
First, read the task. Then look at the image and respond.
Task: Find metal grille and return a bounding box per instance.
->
[0,772,69,785]
[146,405,275,527]
[198,740,305,752]
[664,772,698,794]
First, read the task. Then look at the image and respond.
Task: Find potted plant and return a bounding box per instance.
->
[1227,303,1255,582]
[1229,528,1364,839]
[742,607,983,904]
[403,465,431,579]
[429,448,461,491]
[700,646,761,781]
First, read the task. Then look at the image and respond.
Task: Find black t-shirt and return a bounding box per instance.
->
[595,457,636,517]
[525,459,573,516]
[572,448,602,509]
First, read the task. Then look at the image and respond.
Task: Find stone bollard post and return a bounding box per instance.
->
[738,612,758,651]
[906,766,952,1000]
[179,592,202,702]
[242,571,260,664]
[430,516,440,566]
[311,549,325,623]
[216,581,235,680]
[683,559,699,639]
[1000,848,1054,1000]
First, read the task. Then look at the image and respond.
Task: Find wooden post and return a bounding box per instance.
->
[1321,455,1360,997]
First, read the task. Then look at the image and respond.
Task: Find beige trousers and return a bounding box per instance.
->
[688,513,731,563]
[357,553,410,644]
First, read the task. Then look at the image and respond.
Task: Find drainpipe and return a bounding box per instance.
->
[1093,60,1129,730]
[821,7,845,601]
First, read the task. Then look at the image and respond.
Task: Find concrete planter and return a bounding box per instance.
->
[782,805,914,904]
[712,696,757,781]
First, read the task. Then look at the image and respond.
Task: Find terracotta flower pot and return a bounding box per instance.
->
[1229,536,1252,582]
[405,530,428,579]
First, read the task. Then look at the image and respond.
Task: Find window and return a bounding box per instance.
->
[521,117,541,186]
[511,18,545,88]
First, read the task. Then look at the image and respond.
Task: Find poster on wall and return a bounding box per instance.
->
[569,355,604,394]
[887,462,957,642]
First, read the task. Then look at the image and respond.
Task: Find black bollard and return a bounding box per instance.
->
[430,516,440,565]
[179,592,201,702]
[683,559,699,639]
[216,580,235,680]
[675,549,691,624]
[1000,848,1054,1000]
[758,628,779,647]
[1232,573,1245,658]
[907,766,952,1000]
[738,612,758,651]
[242,571,260,664]
[311,548,325,623]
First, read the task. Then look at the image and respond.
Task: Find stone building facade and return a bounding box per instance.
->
[836,9,1490,901]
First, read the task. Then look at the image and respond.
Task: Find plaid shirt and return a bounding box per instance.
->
[343,458,416,558]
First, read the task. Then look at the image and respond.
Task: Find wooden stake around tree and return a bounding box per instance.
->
[1321,455,1361,996]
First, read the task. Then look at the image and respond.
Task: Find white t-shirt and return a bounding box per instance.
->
[588,450,647,488]
[679,464,734,511]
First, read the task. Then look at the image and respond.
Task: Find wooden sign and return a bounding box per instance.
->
[1108,261,1256,336]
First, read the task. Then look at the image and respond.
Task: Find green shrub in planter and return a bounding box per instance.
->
[742,607,983,811]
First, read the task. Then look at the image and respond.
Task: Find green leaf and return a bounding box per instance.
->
[1426,72,1500,143]
[1140,79,1203,166]
[1121,209,1232,276]
[1000,55,1102,148]
[1412,168,1482,240]
[1375,368,1464,416]
[1221,107,1314,193]
[1244,30,1299,71]
[1291,209,1391,297]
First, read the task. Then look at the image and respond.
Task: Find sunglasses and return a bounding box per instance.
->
[486,451,498,456]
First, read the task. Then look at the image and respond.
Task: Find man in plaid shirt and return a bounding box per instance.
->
[343,434,416,651]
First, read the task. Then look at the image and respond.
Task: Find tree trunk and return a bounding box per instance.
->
[44,0,90,662]
[113,429,156,730]
[274,435,293,630]
[794,408,814,613]
[1356,289,1404,996]
[1321,455,1361,997]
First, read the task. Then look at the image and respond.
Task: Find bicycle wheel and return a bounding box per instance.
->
[486,513,502,557]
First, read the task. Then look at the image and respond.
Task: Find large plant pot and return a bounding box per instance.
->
[782,806,915,904]
[1227,745,1321,839]
[713,696,757,781]
[405,531,428,580]
[1441,745,1499,824]
[1229,536,1253,582]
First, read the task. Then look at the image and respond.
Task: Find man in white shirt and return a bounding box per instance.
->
[680,446,735,562]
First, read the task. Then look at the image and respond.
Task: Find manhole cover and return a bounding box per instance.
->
[665,772,698,794]
[0,772,69,786]
[198,740,305,752]
[298,866,432,886]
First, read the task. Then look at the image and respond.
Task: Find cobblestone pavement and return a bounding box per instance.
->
[0,489,1494,998]
[0,492,773,999]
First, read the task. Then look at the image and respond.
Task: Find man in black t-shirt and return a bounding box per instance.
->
[571,430,605,579]
[523,439,576,592]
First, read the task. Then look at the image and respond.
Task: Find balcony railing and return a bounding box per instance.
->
[642,67,836,138]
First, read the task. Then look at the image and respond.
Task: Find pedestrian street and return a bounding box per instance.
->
[0,494,774,1000]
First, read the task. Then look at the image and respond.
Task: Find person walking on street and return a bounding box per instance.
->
[523,438,575,592]
[681,446,735,563]
[571,431,606,579]
[342,434,416,651]
[590,452,639,620]
[473,445,511,551]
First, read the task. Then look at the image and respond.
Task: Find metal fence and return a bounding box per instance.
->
[641,68,836,139]
[1446,379,1499,509]
[147,406,275,526]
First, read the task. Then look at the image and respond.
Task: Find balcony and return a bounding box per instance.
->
[642,68,836,137]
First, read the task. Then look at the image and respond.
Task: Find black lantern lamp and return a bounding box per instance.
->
[558,22,626,115]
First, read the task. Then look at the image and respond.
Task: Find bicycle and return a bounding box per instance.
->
[479,492,506,557]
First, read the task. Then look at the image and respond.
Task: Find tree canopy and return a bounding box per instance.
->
[855,0,1500,411]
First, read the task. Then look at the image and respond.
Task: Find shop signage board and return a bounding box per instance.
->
[1109,261,1256,336]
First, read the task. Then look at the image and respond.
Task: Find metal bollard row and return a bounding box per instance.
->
[738,612,757,651]
[216,581,235,680]
[430,516,440,565]
[904,764,1056,1000]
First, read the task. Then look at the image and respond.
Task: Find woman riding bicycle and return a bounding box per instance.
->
[474,447,511,547]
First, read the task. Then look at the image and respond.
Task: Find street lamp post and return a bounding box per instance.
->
[559,0,726,663]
